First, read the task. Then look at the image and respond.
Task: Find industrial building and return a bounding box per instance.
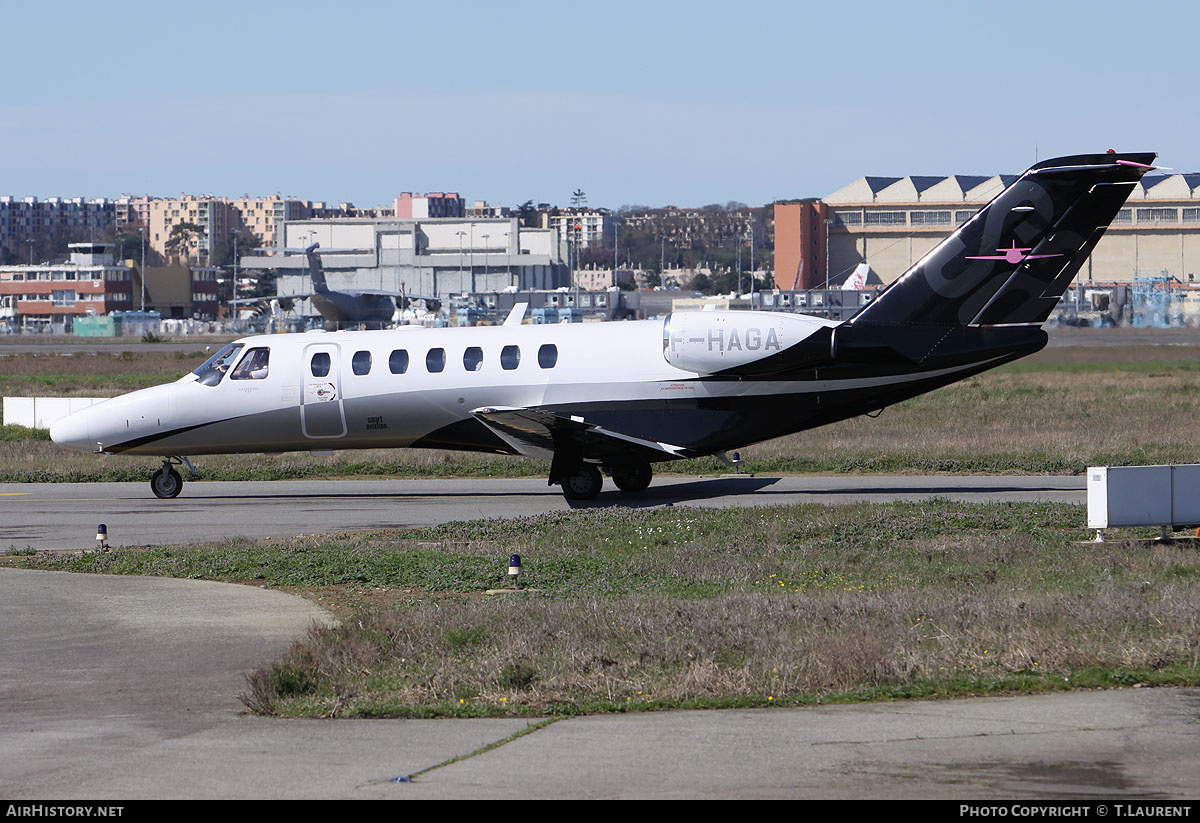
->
[775,169,1200,290]
[241,216,570,318]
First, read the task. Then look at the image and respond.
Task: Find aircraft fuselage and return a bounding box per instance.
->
[50,312,1042,462]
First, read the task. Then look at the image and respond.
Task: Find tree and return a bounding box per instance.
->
[163,222,204,263]
[211,228,262,269]
[517,200,538,228]
[112,232,144,266]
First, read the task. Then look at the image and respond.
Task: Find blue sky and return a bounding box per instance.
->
[2,0,1194,208]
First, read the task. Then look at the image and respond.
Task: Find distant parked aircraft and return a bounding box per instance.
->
[232,244,435,329]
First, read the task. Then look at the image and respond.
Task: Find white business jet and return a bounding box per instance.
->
[51,152,1156,500]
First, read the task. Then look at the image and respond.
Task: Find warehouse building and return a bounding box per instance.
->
[242,216,569,318]
[775,169,1200,289]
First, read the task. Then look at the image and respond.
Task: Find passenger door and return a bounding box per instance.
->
[301,342,347,439]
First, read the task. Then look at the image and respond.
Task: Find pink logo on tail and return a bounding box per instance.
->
[966,240,1064,265]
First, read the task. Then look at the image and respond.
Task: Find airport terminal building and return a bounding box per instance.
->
[775,170,1200,290]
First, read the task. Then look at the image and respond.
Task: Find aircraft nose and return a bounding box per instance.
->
[50,408,93,453]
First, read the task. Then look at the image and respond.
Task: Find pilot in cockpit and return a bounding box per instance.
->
[231,348,270,380]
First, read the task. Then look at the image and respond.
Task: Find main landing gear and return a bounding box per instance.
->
[550,454,654,501]
[609,463,653,493]
[151,456,197,499]
[560,463,603,501]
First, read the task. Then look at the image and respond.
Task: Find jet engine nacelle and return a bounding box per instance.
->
[662,310,837,375]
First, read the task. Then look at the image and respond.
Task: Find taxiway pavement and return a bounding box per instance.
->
[0,474,1086,551]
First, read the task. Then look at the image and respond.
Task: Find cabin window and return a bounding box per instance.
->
[426,348,445,373]
[310,351,331,377]
[538,343,558,369]
[463,346,483,371]
[230,347,270,380]
[501,345,520,370]
[192,342,244,386]
[352,350,372,375]
[389,349,409,374]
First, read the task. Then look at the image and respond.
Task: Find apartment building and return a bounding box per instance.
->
[143,194,315,263]
[230,195,312,248]
[542,208,613,249]
[394,192,465,219]
[0,196,118,263]
[466,200,510,218]
[147,196,230,263]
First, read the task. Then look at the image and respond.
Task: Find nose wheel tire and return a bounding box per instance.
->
[561,464,603,501]
[151,466,183,499]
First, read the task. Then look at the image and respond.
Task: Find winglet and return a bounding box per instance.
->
[503,302,529,327]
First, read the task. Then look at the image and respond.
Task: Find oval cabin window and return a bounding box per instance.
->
[426,348,445,373]
[501,345,520,370]
[463,347,483,371]
[389,349,409,374]
[352,351,372,375]
[310,352,331,377]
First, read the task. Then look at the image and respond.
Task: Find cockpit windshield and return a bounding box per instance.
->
[192,343,244,387]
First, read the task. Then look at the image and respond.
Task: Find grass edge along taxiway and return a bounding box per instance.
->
[12,498,1200,719]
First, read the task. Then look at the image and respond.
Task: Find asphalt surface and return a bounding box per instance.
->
[2,564,1197,799]
[2,476,1198,799]
[0,475,1087,551]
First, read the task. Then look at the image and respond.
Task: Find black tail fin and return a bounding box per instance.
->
[304,242,329,294]
[850,152,1155,327]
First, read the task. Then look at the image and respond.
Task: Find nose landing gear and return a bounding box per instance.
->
[151,457,197,499]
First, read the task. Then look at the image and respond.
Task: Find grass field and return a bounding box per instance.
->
[6,332,1200,717]
[15,500,1200,717]
[3,333,1200,480]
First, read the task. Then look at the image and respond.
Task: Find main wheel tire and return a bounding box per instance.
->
[151,467,183,499]
[561,464,603,500]
[611,463,653,493]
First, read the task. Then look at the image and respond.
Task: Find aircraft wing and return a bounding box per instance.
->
[470,406,691,464]
[343,289,441,300]
[231,289,438,302]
